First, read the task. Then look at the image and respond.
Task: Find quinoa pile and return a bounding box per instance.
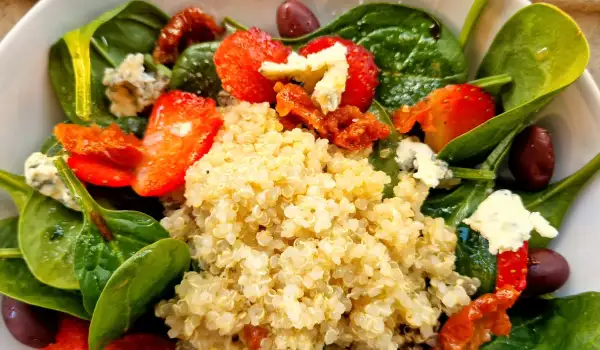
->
[157,102,479,350]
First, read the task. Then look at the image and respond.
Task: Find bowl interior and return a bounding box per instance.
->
[0,0,599,348]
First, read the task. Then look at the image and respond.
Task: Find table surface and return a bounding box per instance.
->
[1,0,599,83]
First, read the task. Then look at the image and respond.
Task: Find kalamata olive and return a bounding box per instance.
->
[509,125,555,191]
[525,248,570,296]
[2,297,58,348]
[277,0,320,38]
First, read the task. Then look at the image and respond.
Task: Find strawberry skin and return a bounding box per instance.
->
[394,84,495,152]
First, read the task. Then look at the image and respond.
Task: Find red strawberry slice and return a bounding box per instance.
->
[214,28,291,103]
[132,90,223,197]
[42,316,89,350]
[55,123,143,168]
[393,83,495,152]
[68,154,134,187]
[299,36,379,112]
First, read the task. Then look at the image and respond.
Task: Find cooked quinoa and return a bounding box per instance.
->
[156,102,479,350]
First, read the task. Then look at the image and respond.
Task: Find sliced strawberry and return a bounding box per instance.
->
[132,90,223,197]
[214,28,291,103]
[68,154,134,187]
[299,36,379,112]
[105,334,175,350]
[393,84,495,152]
[54,123,143,168]
[42,316,89,350]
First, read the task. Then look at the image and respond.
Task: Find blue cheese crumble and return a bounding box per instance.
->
[463,190,558,254]
[259,42,349,114]
[395,138,452,188]
[103,53,169,117]
[24,152,80,211]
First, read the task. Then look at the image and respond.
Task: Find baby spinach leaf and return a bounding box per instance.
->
[459,0,488,48]
[0,217,19,249]
[455,225,496,294]
[88,239,190,350]
[484,292,600,349]
[0,217,89,319]
[0,170,33,212]
[49,1,169,125]
[170,42,221,99]
[54,158,169,314]
[439,4,589,164]
[267,3,467,109]
[519,152,600,248]
[469,74,513,96]
[18,191,83,290]
[368,100,399,198]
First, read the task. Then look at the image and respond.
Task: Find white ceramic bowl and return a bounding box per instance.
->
[1,0,599,348]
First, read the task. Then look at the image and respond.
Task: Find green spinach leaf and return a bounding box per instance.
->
[88,238,190,350]
[54,158,169,314]
[0,217,89,319]
[265,3,467,109]
[0,170,33,212]
[49,1,169,125]
[484,292,600,349]
[439,4,589,164]
[519,153,600,248]
[170,42,221,98]
[0,217,19,249]
[368,100,399,198]
[18,191,83,290]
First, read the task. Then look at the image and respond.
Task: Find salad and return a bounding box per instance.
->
[0,0,599,349]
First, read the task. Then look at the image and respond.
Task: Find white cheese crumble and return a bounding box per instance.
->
[259,43,349,114]
[24,152,80,211]
[463,190,559,254]
[395,138,452,188]
[103,53,169,117]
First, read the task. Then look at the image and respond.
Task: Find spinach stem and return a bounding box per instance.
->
[450,167,496,181]
[469,74,512,89]
[223,17,249,32]
[90,37,118,68]
[54,158,102,215]
[0,248,22,259]
[143,54,172,78]
[459,0,488,48]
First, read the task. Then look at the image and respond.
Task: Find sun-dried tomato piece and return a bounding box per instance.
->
[275,82,328,135]
[299,36,379,112]
[275,83,390,150]
[327,106,390,151]
[153,7,225,64]
[437,287,519,350]
[54,123,143,168]
[242,325,269,350]
[214,28,291,103]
